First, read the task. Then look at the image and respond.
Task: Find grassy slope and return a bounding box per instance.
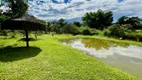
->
[0,35,139,80]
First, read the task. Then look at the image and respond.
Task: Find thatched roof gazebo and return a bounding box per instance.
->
[1,14,46,47]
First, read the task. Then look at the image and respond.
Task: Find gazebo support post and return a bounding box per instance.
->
[25,30,29,47]
[35,31,37,39]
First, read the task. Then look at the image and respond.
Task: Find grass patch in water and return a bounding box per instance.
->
[81,38,129,50]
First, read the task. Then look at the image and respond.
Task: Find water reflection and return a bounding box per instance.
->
[60,38,142,79]
[82,38,128,50]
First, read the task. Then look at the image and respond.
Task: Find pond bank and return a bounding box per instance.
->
[60,38,142,79]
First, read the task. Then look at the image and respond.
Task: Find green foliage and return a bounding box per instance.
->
[120,24,132,31]
[104,24,127,38]
[58,18,67,27]
[61,24,79,34]
[0,30,25,38]
[79,26,97,35]
[46,19,80,34]
[82,29,91,35]
[134,23,142,30]
[125,30,142,42]
[79,27,90,35]
[103,29,110,37]
[82,9,113,30]
[73,21,81,27]
[1,0,28,18]
[117,16,142,30]
[95,30,105,36]
[103,24,142,42]
[117,16,129,24]
[0,15,10,23]
[0,30,8,36]
[48,21,61,33]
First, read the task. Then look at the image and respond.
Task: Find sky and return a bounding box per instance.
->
[0,0,1,5]
[1,0,142,22]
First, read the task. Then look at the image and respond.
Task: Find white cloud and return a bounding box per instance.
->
[1,0,140,22]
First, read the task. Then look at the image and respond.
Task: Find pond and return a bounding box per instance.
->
[60,38,142,79]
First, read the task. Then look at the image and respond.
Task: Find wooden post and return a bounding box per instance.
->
[25,30,29,47]
[45,22,47,34]
[35,31,37,39]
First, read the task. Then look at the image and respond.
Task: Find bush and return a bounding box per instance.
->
[82,29,91,35]
[47,22,80,35]
[106,24,125,38]
[104,24,132,38]
[79,26,97,35]
[90,29,99,35]
[0,30,8,36]
[61,24,80,34]
[104,29,110,36]
[125,31,142,42]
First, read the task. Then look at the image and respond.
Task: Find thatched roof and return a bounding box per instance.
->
[1,14,46,31]
[12,14,39,23]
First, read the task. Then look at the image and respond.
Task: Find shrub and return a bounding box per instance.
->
[104,24,132,38]
[82,29,91,35]
[120,24,132,31]
[107,24,125,38]
[125,31,142,42]
[61,24,80,34]
[79,26,97,35]
[90,29,99,35]
[0,30,9,36]
[104,29,110,36]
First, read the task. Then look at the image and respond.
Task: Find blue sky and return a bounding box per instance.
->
[118,0,123,2]
[4,0,142,22]
[52,0,71,3]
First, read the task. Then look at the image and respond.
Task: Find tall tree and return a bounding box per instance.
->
[82,9,113,30]
[73,21,81,27]
[58,18,67,27]
[117,16,142,29]
[117,16,129,24]
[1,0,28,18]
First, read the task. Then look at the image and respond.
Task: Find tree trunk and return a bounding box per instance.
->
[45,25,47,34]
[35,31,37,39]
[25,30,29,47]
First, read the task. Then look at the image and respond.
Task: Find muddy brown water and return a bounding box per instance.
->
[60,38,142,79]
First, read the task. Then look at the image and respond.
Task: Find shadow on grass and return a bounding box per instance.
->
[0,37,13,40]
[18,38,41,42]
[0,46,42,62]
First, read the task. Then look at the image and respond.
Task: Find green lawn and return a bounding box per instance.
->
[0,34,140,80]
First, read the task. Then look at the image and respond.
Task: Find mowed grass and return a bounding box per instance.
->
[0,35,139,80]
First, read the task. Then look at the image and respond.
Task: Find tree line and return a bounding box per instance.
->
[0,0,142,42]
